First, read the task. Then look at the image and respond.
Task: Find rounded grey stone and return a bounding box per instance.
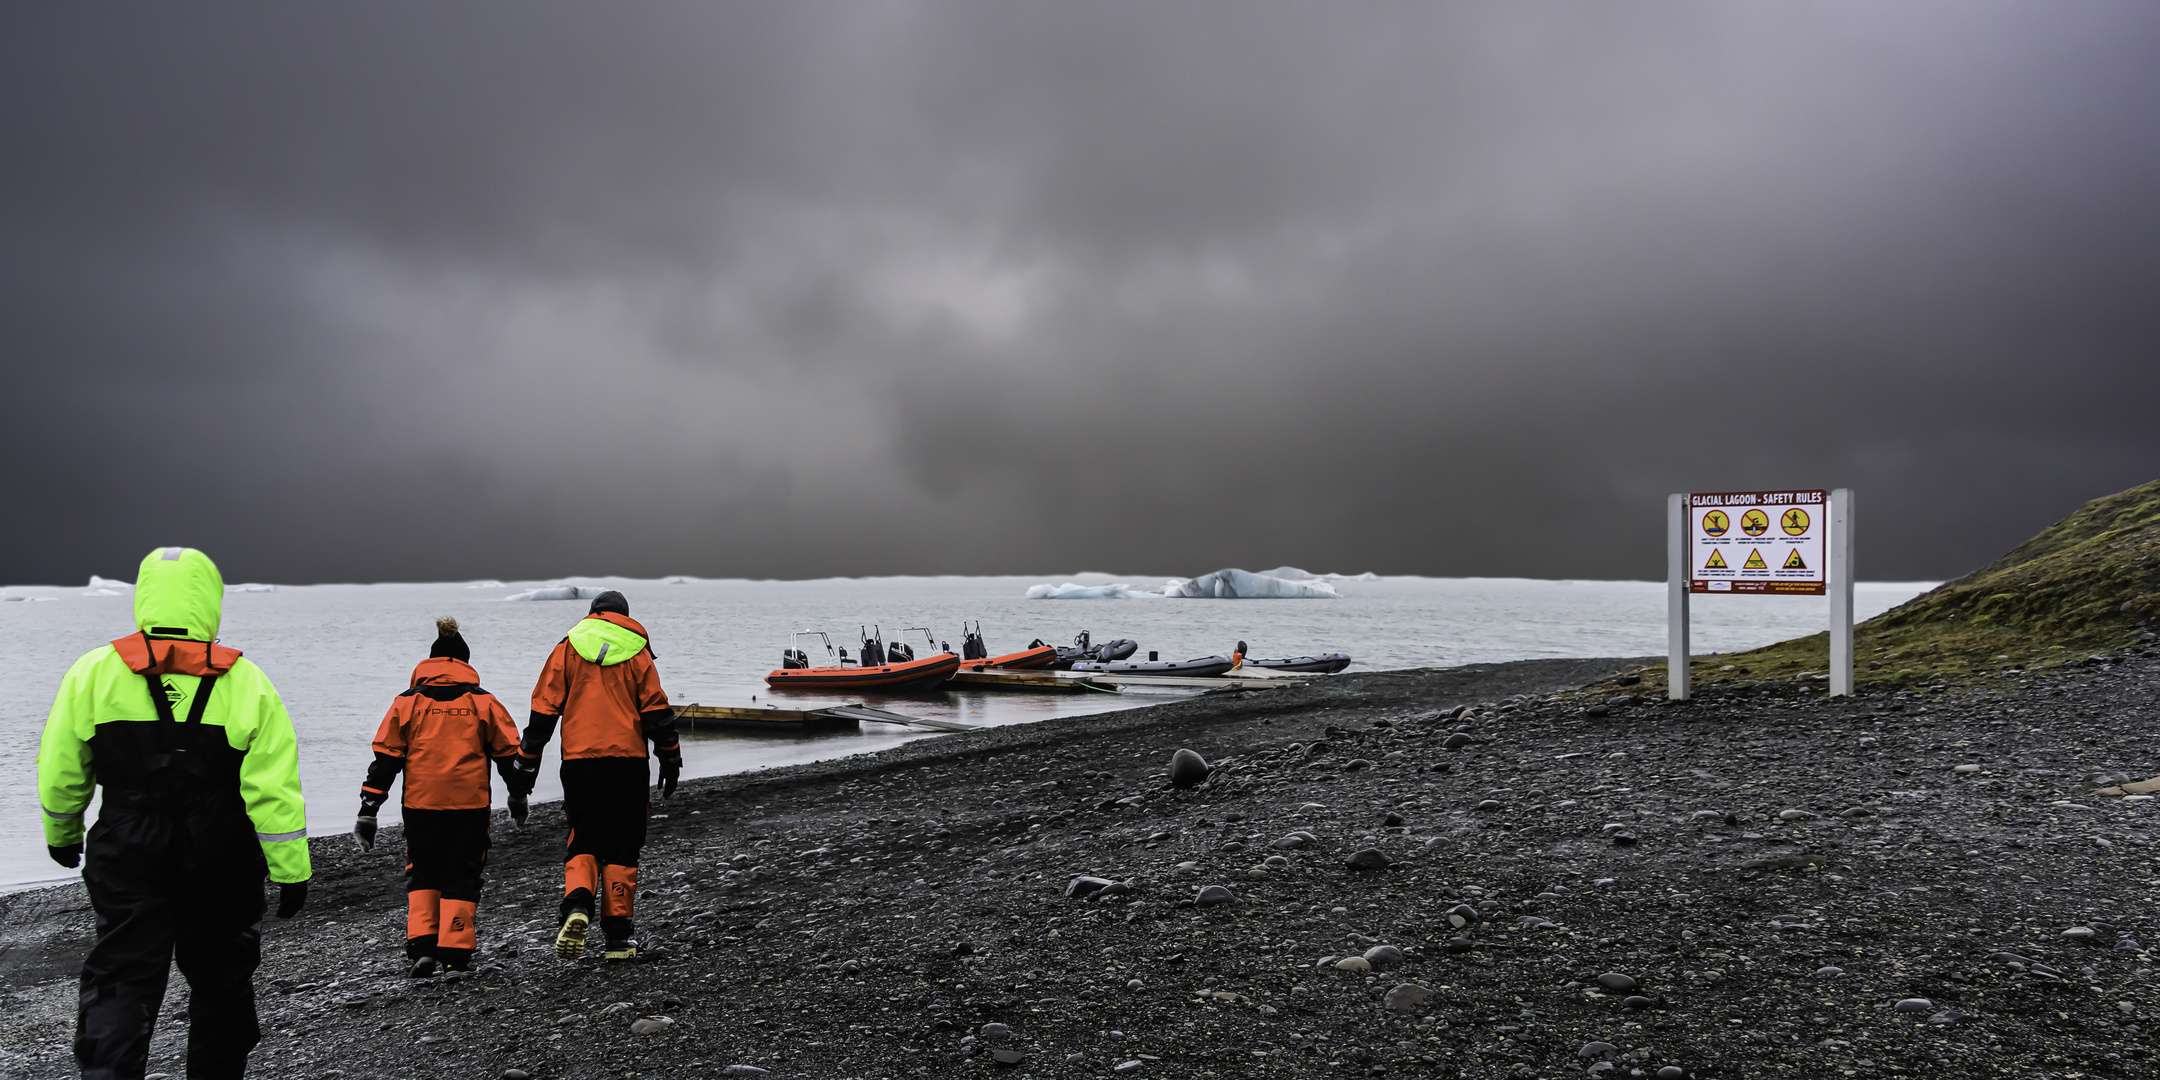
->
[1194,884,1236,907]
[1594,972,1638,992]
[1894,997,1934,1013]
[1168,749,1210,788]
[1362,945,1405,970]
[1065,876,1114,899]
[1382,983,1434,1013]
[1579,1041,1618,1059]
[1445,904,1479,929]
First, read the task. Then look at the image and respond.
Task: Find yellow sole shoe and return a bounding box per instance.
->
[554,911,590,959]
[603,941,638,963]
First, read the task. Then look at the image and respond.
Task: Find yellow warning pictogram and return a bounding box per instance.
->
[1740,509,1770,537]
[1783,549,1807,570]
[1703,550,1728,570]
[1781,508,1811,536]
[1742,549,1769,570]
[1700,510,1729,537]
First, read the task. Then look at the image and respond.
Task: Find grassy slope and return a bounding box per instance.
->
[1627,478,2160,694]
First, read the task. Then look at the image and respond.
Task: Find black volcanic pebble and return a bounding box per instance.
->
[1346,848,1393,871]
[1167,748,1210,788]
[1194,884,1236,907]
[1446,904,1480,929]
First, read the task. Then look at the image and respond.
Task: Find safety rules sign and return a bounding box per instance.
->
[1689,489,1826,594]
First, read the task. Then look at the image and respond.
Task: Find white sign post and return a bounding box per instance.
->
[1666,488,1854,699]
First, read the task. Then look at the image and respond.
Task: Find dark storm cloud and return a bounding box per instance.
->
[4,2,2157,585]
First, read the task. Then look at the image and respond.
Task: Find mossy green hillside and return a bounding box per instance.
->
[1622,478,2160,693]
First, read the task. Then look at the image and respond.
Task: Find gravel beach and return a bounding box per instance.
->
[4,646,2158,1079]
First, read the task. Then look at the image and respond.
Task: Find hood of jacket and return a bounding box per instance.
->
[567,611,649,666]
[132,546,225,642]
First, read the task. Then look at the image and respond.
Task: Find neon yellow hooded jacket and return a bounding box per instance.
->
[36,547,311,883]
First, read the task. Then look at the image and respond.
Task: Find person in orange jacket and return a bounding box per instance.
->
[514,591,679,962]
[355,618,526,976]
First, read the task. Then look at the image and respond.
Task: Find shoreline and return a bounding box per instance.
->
[5,650,2157,1078]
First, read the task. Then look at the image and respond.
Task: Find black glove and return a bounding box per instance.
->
[508,758,538,797]
[657,751,681,799]
[276,881,308,919]
[48,843,81,869]
[355,793,385,851]
[508,793,529,826]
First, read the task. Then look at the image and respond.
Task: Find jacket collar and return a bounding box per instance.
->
[410,656,481,687]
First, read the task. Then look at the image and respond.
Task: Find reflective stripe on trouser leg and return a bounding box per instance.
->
[438,899,478,952]
[406,889,442,942]
[602,864,638,918]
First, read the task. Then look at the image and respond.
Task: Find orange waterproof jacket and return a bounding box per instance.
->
[362,658,520,810]
[523,612,677,762]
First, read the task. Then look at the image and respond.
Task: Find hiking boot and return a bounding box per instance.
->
[554,910,591,959]
[408,955,439,978]
[603,938,639,963]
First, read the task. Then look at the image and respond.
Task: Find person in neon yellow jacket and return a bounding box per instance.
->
[37,546,309,1080]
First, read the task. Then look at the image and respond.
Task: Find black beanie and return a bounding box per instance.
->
[589,590,629,617]
[429,616,471,662]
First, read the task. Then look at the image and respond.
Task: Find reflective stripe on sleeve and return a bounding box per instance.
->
[257,829,307,843]
[42,805,84,820]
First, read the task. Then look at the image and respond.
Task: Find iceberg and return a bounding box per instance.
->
[464,579,507,589]
[83,589,126,597]
[1025,582,1166,600]
[231,584,277,594]
[1257,566,1380,583]
[88,575,132,590]
[504,585,613,602]
[1161,569,1342,599]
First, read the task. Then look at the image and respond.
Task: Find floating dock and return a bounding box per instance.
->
[949,668,1316,693]
[948,668,1121,693]
[675,703,976,734]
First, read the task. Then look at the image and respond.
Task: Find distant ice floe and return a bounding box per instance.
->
[231,584,277,594]
[1026,567,1347,599]
[84,575,134,596]
[504,585,614,602]
[1256,566,1380,583]
[3,595,57,602]
[662,576,697,585]
[1162,569,1342,599]
[464,579,507,589]
[1025,582,1167,600]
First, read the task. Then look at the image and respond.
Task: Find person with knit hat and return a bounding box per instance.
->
[514,590,680,962]
[356,617,524,975]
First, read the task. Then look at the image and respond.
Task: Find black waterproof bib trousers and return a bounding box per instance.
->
[76,673,267,1080]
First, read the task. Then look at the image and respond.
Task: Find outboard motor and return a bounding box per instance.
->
[782,648,810,669]
[888,641,915,663]
[961,622,989,661]
[861,636,886,666]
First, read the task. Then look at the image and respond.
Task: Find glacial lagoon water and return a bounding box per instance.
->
[0,573,1931,888]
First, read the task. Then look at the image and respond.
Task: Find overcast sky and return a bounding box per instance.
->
[3,2,2156,585]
